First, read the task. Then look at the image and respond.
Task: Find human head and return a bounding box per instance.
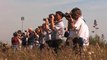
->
[42,23,46,29]
[64,12,72,21]
[28,28,33,33]
[17,30,22,34]
[22,33,25,36]
[35,28,40,34]
[49,14,56,22]
[55,11,64,21]
[71,7,82,20]
[13,32,18,37]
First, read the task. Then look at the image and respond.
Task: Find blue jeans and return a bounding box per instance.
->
[73,37,83,48]
[12,45,18,53]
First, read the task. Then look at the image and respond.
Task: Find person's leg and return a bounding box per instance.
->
[52,40,57,53]
[78,37,84,47]
[13,45,18,53]
[40,44,45,50]
[46,40,51,47]
[72,37,78,50]
[52,40,56,48]
[57,39,62,48]
[29,40,35,49]
[83,40,89,52]
[29,45,33,49]
[65,37,70,46]
[77,37,84,54]
[54,39,62,53]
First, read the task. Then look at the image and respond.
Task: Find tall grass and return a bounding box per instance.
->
[0,35,107,60]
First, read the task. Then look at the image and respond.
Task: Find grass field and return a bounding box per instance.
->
[0,35,107,60]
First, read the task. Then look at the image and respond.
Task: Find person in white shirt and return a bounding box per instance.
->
[74,16,89,46]
[51,11,64,53]
[64,12,76,47]
[65,8,89,50]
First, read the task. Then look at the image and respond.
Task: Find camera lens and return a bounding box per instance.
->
[65,13,71,18]
[43,18,46,21]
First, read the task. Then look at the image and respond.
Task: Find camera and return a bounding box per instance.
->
[49,14,55,19]
[64,12,71,18]
[48,14,57,23]
[43,14,57,23]
[49,14,58,22]
[43,18,47,21]
[25,30,27,32]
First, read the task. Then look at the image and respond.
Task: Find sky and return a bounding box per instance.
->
[0,0,107,44]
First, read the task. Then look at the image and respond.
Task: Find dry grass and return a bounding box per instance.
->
[0,44,107,60]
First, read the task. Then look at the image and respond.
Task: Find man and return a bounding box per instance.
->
[11,32,20,53]
[38,23,49,50]
[51,11,64,53]
[71,7,89,47]
[65,8,89,50]
[64,12,76,47]
[27,28,35,49]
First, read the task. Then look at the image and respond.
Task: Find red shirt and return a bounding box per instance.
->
[11,37,19,45]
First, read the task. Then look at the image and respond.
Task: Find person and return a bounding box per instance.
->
[34,28,40,47]
[43,17,52,48]
[38,23,52,50]
[11,32,20,53]
[21,33,27,48]
[27,28,35,49]
[64,12,76,47]
[64,8,89,53]
[51,11,64,53]
[17,30,23,50]
[38,24,47,50]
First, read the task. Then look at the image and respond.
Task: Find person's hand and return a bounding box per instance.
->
[50,15,55,30]
[45,18,49,24]
[65,13,72,21]
[51,15,54,21]
[45,18,48,22]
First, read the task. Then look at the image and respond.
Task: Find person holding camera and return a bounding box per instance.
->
[65,8,89,51]
[71,8,89,51]
[50,11,64,53]
[64,12,76,47]
[43,18,52,48]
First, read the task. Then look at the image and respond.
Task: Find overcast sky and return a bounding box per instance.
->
[0,0,107,44]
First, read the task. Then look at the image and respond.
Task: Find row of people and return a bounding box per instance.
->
[11,7,89,53]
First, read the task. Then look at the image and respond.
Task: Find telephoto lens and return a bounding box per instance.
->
[48,14,56,22]
[43,18,46,21]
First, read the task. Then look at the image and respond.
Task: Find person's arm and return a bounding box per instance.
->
[35,32,39,38]
[45,18,50,30]
[51,15,55,30]
[71,20,75,30]
[67,16,75,30]
[45,18,49,25]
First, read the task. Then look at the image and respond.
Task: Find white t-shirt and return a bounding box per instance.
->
[54,20,64,39]
[74,17,89,45]
[45,30,51,41]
